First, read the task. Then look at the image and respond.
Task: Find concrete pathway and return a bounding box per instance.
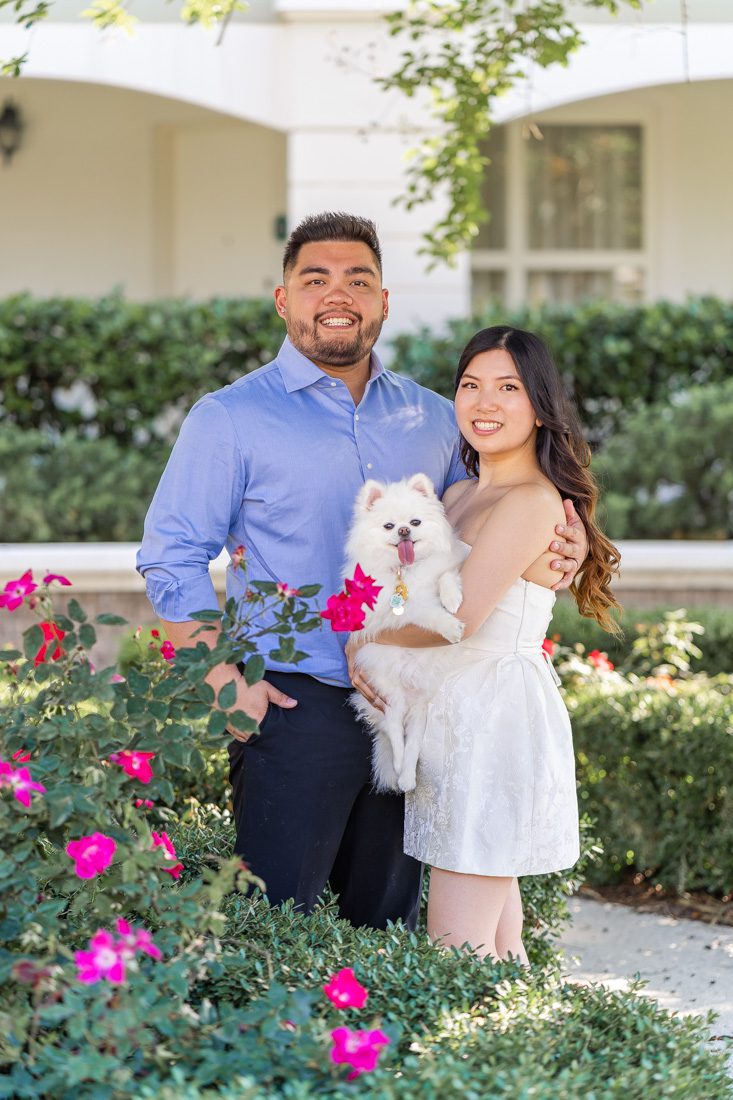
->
[559,896,733,1066]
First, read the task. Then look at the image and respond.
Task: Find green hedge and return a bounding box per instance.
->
[550,601,733,678]
[390,297,733,446]
[570,676,733,893]
[0,294,284,444]
[593,378,733,539]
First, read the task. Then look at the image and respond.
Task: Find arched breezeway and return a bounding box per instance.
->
[0,79,287,300]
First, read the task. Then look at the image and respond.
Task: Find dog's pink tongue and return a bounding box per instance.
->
[398,539,415,566]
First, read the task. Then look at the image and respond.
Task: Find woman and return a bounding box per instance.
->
[355,325,620,963]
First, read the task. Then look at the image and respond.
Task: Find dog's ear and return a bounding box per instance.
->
[357,479,385,511]
[407,473,436,498]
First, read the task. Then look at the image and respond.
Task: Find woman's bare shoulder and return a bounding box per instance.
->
[441,477,475,507]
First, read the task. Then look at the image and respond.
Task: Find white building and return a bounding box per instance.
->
[1,0,732,336]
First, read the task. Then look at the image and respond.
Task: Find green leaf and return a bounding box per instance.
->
[95,612,128,625]
[0,649,22,661]
[23,624,44,661]
[79,622,97,649]
[295,584,321,598]
[243,655,265,687]
[208,710,229,736]
[67,598,87,623]
[128,667,151,695]
[217,680,237,709]
[227,710,258,734]
[190,609,223,622]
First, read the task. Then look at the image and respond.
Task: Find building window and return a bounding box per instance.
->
[527,125,642,250]
[471,122,645,308]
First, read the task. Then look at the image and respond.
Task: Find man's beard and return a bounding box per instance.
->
[288,316,385,367]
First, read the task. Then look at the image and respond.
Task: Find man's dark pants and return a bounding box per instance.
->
[227,671,422,930]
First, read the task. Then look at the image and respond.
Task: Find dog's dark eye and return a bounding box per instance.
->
[410,519,422,527]
[383,523,394,530]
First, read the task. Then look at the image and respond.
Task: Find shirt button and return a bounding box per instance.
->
[330,381,337,387]
[366,462,373,470]
[355,414,360,421]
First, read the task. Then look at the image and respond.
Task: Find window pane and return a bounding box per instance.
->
[471,270,507,312]
[475,126,507,249]
[527,267,644,306]
[527,125,642,250]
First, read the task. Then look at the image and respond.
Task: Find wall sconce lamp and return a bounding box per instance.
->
[0,101,24,165]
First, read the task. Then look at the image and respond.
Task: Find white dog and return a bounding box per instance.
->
[346,473,465,792]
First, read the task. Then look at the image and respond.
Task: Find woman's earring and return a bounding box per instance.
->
[535,418,542,427]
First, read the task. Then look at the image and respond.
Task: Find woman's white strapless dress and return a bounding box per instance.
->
[403,559,580,877]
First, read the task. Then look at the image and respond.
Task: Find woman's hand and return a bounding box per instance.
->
[346,635,387,714]
[550,499,588,591]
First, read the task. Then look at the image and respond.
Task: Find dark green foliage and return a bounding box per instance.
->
[0,423,168,542]
[594,378,733,538]
[390,297,733,447]
[0,293,284,442]
[570,676,733,893]
[550,600,733,677]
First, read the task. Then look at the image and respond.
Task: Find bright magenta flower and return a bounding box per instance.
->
[344,564,382,611]
[320,592,366,633]
[42,573,72,587]
[109,750,155,784]
[330,1026,391,1080]
[588,649,614,672]
[114,917,163,961]
[541,637,556,658]
[75,930,126,985]
[0,760,46,808]
[33,622,66,667]
[135,798,154,809]
[0,570,37,612]
[323,968,369,1009]
[151,830,183,879]
[66,832,116,879]
[160,641,176,662]
[11,750,31,763]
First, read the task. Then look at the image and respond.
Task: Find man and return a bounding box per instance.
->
[137,211,583,930]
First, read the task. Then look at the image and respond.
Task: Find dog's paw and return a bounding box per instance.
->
[439,572,463,615]
[398,767,417,793]
[438,614,464,644]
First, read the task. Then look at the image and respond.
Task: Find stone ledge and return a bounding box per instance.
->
[1,541,731,593]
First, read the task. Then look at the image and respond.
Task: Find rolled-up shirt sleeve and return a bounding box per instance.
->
[136,395,245,622]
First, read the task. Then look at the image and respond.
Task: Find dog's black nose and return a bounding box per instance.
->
[398,526,411,538]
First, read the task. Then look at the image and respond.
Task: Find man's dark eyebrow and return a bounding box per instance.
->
[297,265,377,277]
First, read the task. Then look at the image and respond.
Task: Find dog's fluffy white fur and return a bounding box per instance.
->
[346,473,465,792]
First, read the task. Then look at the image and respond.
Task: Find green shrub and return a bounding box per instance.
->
[550,600,733,678]
[570,675,733,893]
[390,297,733,446]
[593,378,733,539]
[2,578,730,1096]
[0,423,167,542]
[0,294,284,444]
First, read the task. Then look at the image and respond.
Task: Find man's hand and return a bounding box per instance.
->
[224,675,297,742]
[549,499,588,592]
[345,635,387,714]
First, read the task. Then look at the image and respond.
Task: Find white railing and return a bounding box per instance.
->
[1,541,731,593]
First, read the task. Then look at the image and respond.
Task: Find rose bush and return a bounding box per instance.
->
[1,572,730,1096]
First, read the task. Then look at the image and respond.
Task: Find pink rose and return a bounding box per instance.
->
[151,830,183,879]
[323,968,369,1010]
[109,750,155,784]
[66,832,116,879]
[344,564,382,611]
[0,570,37,611]
[330,1026,391,1080]
[320,592,366,633]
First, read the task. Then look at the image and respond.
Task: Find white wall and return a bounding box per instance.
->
[0,81,287,301]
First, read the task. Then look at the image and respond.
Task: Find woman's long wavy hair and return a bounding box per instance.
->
[455,325,621,632]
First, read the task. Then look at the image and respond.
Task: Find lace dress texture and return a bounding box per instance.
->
[403,561,580,877]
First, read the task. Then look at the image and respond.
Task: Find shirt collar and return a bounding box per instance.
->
[276,335,390,394]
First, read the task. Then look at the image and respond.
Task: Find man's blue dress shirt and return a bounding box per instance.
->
[137,336,467,687]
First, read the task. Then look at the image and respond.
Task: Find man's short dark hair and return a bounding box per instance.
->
[282,212,382,276]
